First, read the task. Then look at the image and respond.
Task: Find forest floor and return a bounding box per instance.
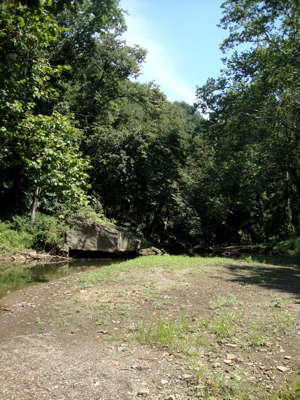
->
[0,255,299,400]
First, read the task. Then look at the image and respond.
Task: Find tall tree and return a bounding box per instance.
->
[0,1,90,219]
[196,0,300,241]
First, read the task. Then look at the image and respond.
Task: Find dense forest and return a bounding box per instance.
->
[0,0,299,254]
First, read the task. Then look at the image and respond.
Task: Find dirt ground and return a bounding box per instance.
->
[0,256,299,400]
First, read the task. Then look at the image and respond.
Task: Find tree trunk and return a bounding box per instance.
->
[31,186,41,223]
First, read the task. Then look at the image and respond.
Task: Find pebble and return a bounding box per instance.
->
[137,389,149,396]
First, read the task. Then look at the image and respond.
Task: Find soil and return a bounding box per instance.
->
[0,257,299,400]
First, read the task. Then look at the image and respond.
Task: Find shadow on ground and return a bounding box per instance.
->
[225,262,300,298]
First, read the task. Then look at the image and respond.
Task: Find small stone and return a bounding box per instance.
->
[182,374,193,380]
[284,356,291,360]
[224,359,232,365]
[226,353,237,360]
[161,379,168,385]
[137,389,149,396]
[277,366,289,372]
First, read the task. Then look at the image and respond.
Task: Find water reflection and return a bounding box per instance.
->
[0,258,125,298]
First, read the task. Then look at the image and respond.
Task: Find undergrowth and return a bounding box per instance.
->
[0,214,68,254]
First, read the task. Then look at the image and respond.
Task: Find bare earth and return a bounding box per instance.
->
[0,256,299,400]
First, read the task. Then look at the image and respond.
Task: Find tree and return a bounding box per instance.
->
[50,0,146,132]
[195,0,300,241]
[0,1,90,219]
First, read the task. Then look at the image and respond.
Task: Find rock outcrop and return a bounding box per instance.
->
[66,218,158,255]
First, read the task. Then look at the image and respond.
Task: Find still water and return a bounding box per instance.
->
[0,258,125,298]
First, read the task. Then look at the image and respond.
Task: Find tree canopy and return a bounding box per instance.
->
[0,0,299,250]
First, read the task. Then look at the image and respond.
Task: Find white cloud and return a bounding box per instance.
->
[121,0,196,104]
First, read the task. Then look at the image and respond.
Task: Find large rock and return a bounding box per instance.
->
[66,218,149,254]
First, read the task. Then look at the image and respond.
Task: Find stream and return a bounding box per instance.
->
[0,258,125,298]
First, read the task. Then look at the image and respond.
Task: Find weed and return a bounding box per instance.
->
[272,375,300,400]
[197,317,210,329]
[245,324,272,347]
[60,318,70,328]
[192,362,256,400]
[271,295,289,309]
[35,318,45,328]
[136,317,191,352]
[210,313,239,340]
[272,310,295,335]
[209,295,237,310]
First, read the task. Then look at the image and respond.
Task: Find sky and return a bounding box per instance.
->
[120,0,227,104]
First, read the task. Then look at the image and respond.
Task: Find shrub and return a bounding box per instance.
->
[0,221,33,253]
[1,213,69,254]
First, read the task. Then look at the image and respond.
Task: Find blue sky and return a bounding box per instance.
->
[120,0,227,104]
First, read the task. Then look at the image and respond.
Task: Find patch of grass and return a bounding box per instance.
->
[245,324,272,347]
[79,255,237,286]
[271,375,300,400]
[136,317,191,352]
[209,312,239,341]
[272,310,295,335]
[192,363,258,400]
[209,295,237,310]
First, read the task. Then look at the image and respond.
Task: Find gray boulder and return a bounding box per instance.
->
[66,218,153,254]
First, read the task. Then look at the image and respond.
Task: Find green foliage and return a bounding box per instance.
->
[17,112,90,214]
[0,213,69,253]
[195,0,300,245]
[87,81,208,251]
[271,238,300,256]
[0,222,33,253]
[1,0,299,251]
[25,213,69,252]
[0,0,91,217]
[74,205,115,226]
